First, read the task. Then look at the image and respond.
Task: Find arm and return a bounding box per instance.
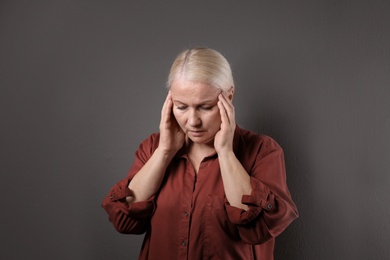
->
[102,91,185,233]
[218,151,252,210]
[215,91,252,210]
[126,91,185,203]
[225,146,299,244]
[215,92,298,244]
[126,148,175,203]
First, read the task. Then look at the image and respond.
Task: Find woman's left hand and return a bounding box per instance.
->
[214,92,236,155]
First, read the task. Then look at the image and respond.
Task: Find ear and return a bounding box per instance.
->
[227,86,234,101]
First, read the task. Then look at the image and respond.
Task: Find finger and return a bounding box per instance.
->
[219,92,234,110]
[218,94,235,126]
[218,97,229,126]
[161,91,173,124]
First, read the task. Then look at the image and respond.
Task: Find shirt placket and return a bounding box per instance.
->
[178,159,196,259]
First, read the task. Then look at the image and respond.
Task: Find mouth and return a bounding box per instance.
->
[188,130,205,136]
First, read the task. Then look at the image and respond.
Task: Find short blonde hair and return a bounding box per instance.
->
[167,47,234,91]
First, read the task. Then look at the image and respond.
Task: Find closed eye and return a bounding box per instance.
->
[176,106,188,110]
[200,106,213,111]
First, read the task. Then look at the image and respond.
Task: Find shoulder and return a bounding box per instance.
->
[235,126,282,156]
[136,132,161,154]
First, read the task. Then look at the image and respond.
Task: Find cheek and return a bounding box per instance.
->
[172,111,185,126]
[207,111,222,127]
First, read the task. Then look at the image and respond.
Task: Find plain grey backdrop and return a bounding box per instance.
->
[1,1,389,259]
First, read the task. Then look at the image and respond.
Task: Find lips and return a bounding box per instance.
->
[188,130,205,137]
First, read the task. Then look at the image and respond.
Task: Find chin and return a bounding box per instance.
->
[189,135,215,146]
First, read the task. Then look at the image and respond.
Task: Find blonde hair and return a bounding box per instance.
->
[167,47,234,91]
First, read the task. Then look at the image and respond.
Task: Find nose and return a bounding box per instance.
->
[188,109,201,127]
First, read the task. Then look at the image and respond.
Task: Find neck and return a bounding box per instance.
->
[185,138,215,156]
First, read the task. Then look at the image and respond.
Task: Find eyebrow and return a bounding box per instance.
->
[173,99,217,106]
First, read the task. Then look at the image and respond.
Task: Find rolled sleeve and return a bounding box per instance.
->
[109,185,133,202]
[226,177,275,225]
[102,134,160,234]
[102,179,155,234]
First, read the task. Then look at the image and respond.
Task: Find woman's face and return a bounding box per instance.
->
[170,79,222,145]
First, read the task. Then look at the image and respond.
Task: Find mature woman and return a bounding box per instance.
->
[102,47,298,259]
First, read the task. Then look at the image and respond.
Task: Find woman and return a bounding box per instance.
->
[102,47,298,259]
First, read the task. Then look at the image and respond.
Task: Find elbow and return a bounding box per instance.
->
[113,222,133,234]
[238,219,274,245]
[239,206,299,245]
[110,214,145,234]
[240,227,274,245]
[266,205,299,239]
[110,214,148,235]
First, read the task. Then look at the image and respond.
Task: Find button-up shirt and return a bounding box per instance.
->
[102,125,298,259]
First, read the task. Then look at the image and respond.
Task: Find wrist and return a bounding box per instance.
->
[216,147,234,158]
[154,147,177,161]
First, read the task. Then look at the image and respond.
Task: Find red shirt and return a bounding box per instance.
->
[102,126,298,260]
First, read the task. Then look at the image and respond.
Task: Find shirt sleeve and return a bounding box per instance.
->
[225,139,299,245]
[101,134,159,234]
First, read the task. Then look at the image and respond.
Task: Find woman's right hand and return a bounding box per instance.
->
[158,91,185,155]
[126,91,184,203]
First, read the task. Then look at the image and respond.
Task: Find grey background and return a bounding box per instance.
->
[1,1,389,259]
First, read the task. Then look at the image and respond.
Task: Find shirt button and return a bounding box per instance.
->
[184,211,189,217]
[267,204,273,210]
[181,240,187,246]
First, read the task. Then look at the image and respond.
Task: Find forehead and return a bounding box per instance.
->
[171,79,219,103]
